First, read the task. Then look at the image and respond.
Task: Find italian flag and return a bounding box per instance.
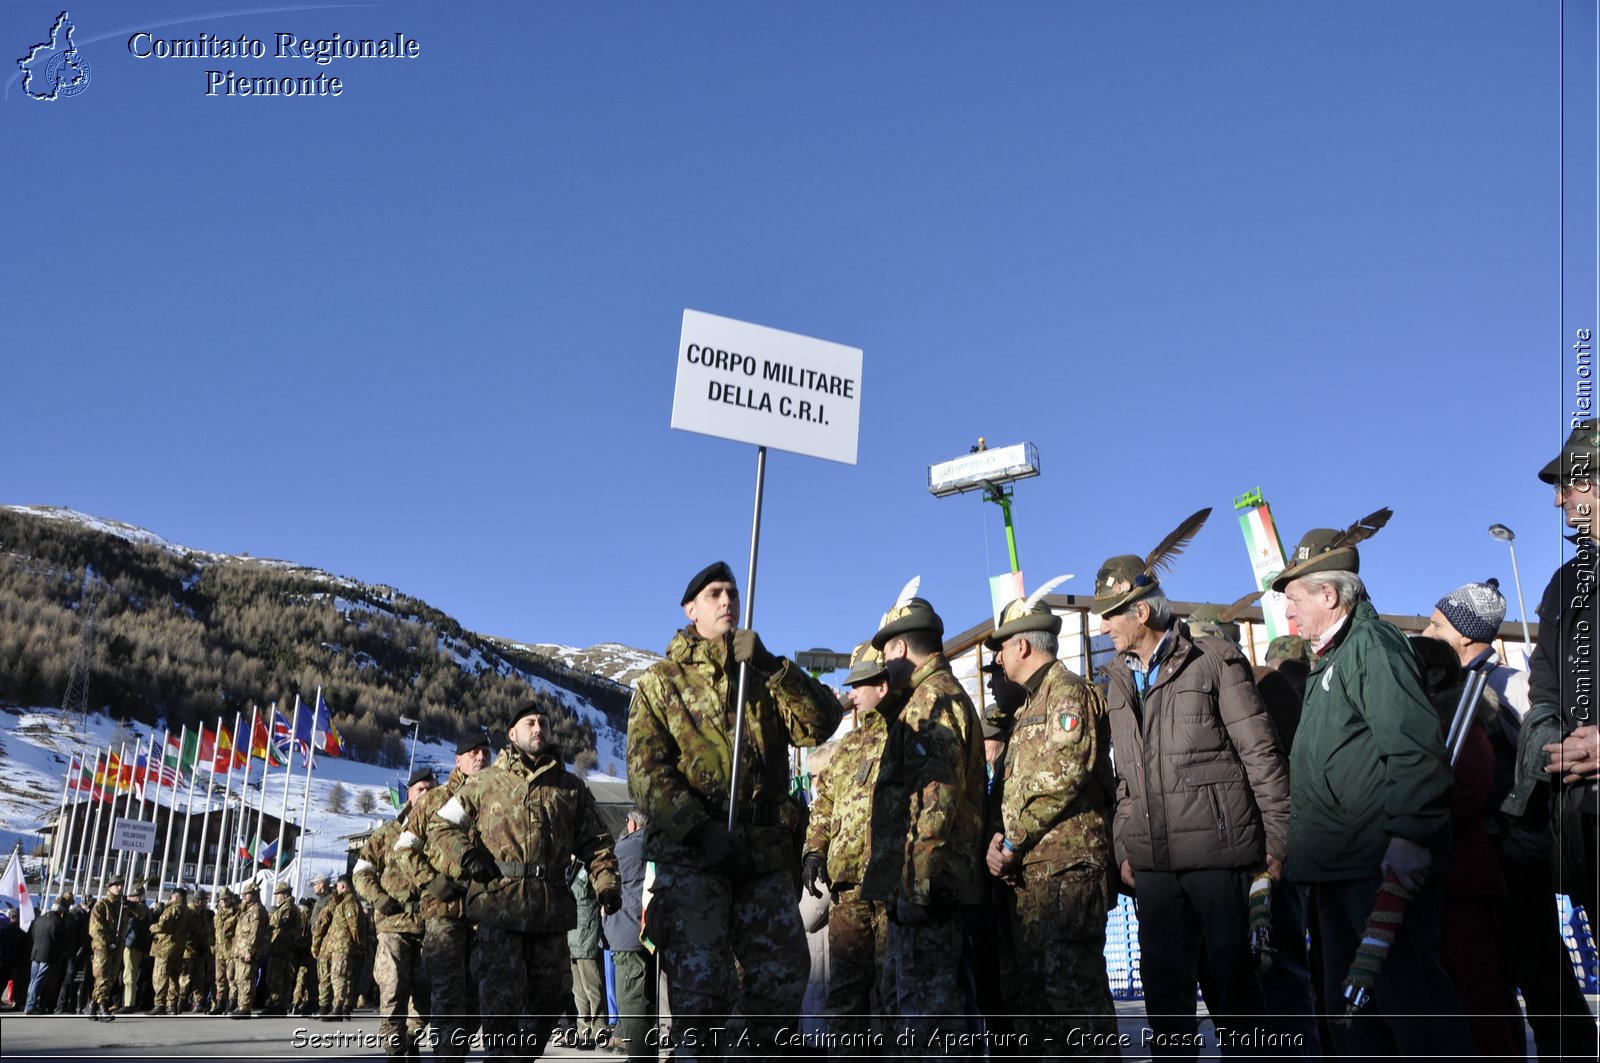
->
[1236,496,1296,641]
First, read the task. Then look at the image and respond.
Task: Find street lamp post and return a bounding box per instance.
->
[399,716,420,778]
[1488,524,1535,662]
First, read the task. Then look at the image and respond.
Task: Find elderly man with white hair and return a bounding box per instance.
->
[1273,514,1471,1061]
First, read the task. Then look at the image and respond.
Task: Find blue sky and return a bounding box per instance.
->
[5,2,1595,672]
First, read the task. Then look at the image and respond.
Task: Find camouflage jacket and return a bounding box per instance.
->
[862,654,987,910]
[312,891,362,957]
[628,627,842,873]
[431,745,618,933]
[992,659,1115,872]
[88,895,130,952]
[354,815,425,934]
[398,771,476,921]
[186,902,213,958]
[213,905,238,956]
[804,704,890,888]
[150,899,194,957]
[231,900,269,960]
[269,896,303,954]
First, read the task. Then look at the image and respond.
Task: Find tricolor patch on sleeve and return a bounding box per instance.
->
[1059,712,1081,734]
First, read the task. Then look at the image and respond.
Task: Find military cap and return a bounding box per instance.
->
[508,700,549,731]
[311,874,329,887]
[984,575,1071,651]
[407,766,437,788]
[455,731,490,755]
[1539,417,1599,485]
[681,560,736,604]
[1264,635,1308,665]
[336,874,352,886]
[169,886,189,897]
[130,885,146,897]
[1090,509,1213,616]
[1269,508,1392,592]
[871,597,944,650]
[106,875,125,888]
[58,892,74,905]
[241,883,259,896]
[274,882,291,895]
[1185,604,1240,644]
[843,641,888,686]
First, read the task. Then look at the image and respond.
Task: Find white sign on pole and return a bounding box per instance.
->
[111,818,157,856]
[671,309,862,465]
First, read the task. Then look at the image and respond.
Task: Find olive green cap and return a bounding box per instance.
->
[984,596,1063,650]
[843,642,888,686]
[1265,635,1309,665]
[274,882,292,895]
[871,597,944,650]
[106,875,125,888]
[1539,417,1600,485]
[1185,604,1240,644]
[1090,555,1161,616]
[1269,529,1359,592]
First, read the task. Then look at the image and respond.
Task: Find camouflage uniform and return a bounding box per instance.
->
[991,659,1120,1058]
[87,889,130,1014]
[357,904,378,1007]
[230,890,269,1014]
[308,883,333,1013]
[313,888,364,1017]
[149,895,194,1011]
[861,653,986,1058]
[397,771,481,1062]
[120,897,152,1011]
[186,895,213,1012]
[265,885,304,1012]
[628,626,841,1058]
[292,899,316,1013]
[804,702,892,1048]
[430,743,618,1061]
[355,815,432,1060]
[212,896,239,1013]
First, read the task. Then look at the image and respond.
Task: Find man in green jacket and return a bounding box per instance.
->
[1274,522,1472,1060]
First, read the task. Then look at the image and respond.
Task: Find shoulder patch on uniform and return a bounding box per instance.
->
[1059,712,1081,734]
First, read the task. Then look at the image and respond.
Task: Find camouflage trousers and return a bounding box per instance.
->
[230,956,259,1010]
[152,950,186,1008]
[470,926,569,1062]
[187,952,210,1009]
[998,867,1120,1060]
[266,951,296,1010]
[122,947,146,1010]
[317,953,333,1007]
[882,915,972,1062]
[326,951,358,1013]
[375,931,431,1058]
[424,917,476,1062]
[90,947,121,1008]
[649,863,808,1060]
[293,956,316,1011]
[214,950,233,1009]
[825,889,889,1048]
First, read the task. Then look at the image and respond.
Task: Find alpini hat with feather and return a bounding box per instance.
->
[871,576,944,650]
[843,641,889,686]
[1090,509,1212,615]
[1185,592,1262,643]
[1269,508,1392,592]
[985,575,1072,650]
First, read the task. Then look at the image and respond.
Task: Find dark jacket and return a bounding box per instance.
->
[1530,549,1598,815]
[601,827,645,953]
[1288,601,1454,881]
[1106,623,1290,872]
[566,865,600,959]
[31,909,69,964]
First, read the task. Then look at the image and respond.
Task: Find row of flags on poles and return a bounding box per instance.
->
[64,691,344,803]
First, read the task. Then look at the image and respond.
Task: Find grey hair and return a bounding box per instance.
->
[1139,589,1173,627]
[1018,630,1058,655]
[1303,570,1368,607]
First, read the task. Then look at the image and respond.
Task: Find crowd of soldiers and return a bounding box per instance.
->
[20,870,379,1023]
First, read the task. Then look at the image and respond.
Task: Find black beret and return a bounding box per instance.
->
[456,731,491,755]
[681,561,736,605]
[509,701,549,731]
[407,767,437,788]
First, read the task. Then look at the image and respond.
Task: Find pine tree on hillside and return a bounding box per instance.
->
[326,782,349,814]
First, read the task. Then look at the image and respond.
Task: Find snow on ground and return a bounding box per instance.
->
[0,705,625,899]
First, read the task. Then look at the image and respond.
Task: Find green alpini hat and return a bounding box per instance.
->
[1090,509,1212,616]
[1269,508,1392,592]
[843,641,888,686]
[984,574,1072,650]
[871,575,944,650]
[1185,592,1261,644]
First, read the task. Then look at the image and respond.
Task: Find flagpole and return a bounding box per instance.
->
[41,749,78,905]
[95,740,127,891]
[81,748,110,893]
[113,736,142,879]
[57,751,89,896]
[212,710,242,895]
[292,687,321,897]
[156,725,188,890]
[248,703,275,888]
[272,695,302,889]
[174,730,202,888]
[137,727,169,885]
[229,706,259,887]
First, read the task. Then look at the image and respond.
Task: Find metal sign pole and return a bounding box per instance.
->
[726,445,767,833]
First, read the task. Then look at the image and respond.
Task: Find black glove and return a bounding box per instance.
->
[374,896,402,918]
[460,849,500,884]
[597,887,622,915]
[695,822,738,871]
[425,874,459,901]
[802,852,828,899]
[731,629,781,675]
